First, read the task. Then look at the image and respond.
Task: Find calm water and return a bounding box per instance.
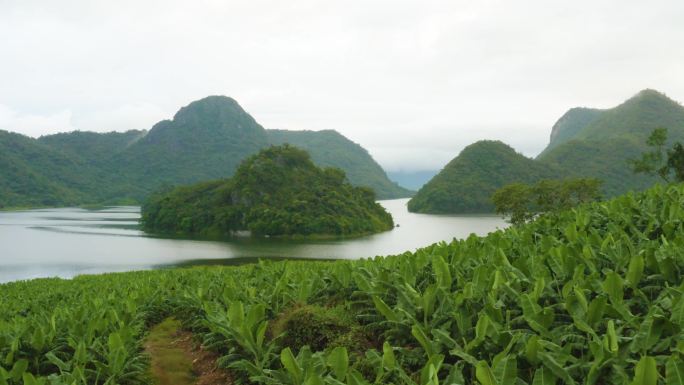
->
[0,199,506,283]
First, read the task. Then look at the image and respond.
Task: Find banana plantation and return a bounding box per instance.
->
[3,184,684,384]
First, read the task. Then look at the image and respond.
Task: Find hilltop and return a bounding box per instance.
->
[538,89,684,196]
[407,140,556,213]
[0,96,409,208]
[409,89,684,213]
[141,145,394,237]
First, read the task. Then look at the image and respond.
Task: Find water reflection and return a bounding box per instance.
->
[0,199,507,283]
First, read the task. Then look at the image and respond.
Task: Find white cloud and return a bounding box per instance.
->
[0,105,74,137]
[1,0,683,169]
[73,104,171,133]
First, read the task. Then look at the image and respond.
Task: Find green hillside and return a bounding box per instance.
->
[141,145,394,237]
[1,96,409,208]
[570,89,684,142]
[407,140,556,213]
[538,89,684,196]
[538,107,603,155]
[410,89,684,214]
[37,129,146,163]
[112,96,271,194]
[0,130,98,207]
[267,129,412,199]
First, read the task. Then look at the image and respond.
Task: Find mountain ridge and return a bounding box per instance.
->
[0,96,410,207]
[410,89,684,213]
[408,140,557,213]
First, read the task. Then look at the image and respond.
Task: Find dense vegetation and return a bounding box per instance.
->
[407,141,556,213]
[37,130,146,164]
[537,89,684,198]
[0,130,96,208]
[141,145,394,237]
[537,107,604,156]
[631,127,684,183]
[492,178,602,224]
[4,183,684,384]
[409,89,684,213]
[0,96,408,208]
[267,129,412,199]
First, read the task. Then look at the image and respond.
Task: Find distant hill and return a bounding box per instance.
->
[561,89,684,143]
[538,107,603,156]
[386,170,438,191]
[111,96,271,194]
[538,89,684,196]
[267,129,411,199]
[141,145,394,237]
[37,130,146,163]
[409,89,684,213]
[1,96,409,207]
[0,131,92,207]
[407,141,556,213]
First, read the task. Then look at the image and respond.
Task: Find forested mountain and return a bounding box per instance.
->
[267,129,411,198]
[111,96,271,193]
[560,89,684,143]
[1,96,409,207]
[409,89,684,213]
[141,145,394,237]
[538,89,684,196]
[537,107,603,155]
[0,130,88,207]
[37,130,146,163]
[407,141,556,213]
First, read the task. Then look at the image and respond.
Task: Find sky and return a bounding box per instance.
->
[1,0,683,172]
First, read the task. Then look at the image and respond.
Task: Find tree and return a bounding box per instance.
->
[491,183,535,225]
[492,178,602,225]
[666,143,684,182]
[630,127,684,183]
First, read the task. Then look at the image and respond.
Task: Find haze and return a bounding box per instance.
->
[1,0,683,172]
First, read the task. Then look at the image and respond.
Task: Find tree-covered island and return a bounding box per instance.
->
[141,145,394,238]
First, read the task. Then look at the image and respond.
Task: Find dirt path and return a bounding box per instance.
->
[145,318,233,385]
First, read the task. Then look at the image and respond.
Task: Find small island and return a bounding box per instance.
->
[141,145,394,238]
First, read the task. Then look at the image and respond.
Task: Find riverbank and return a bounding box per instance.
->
[0,200,505,283]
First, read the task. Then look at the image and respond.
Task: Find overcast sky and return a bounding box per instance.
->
[1,0,683,172]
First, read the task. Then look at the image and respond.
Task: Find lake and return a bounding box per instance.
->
[0,199,507,283]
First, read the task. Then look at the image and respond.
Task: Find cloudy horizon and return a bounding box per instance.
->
[2,0,683,172]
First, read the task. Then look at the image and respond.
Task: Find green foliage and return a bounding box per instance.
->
[630,127,671,181]
[269,305,367,353]
[539,89,684,196]
[492,178,602,225]
[0,96,408,208]
[408,140,557,213]
[140,145,394,237]
[5,182,684,383]
[491,183,536,225]
[410,89,684,214]
[539,107,604,155]
[667,143,684,182]
[267,129,412,199]
[631,127,684,183]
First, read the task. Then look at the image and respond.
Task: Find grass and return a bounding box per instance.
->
[144,318,196,385]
